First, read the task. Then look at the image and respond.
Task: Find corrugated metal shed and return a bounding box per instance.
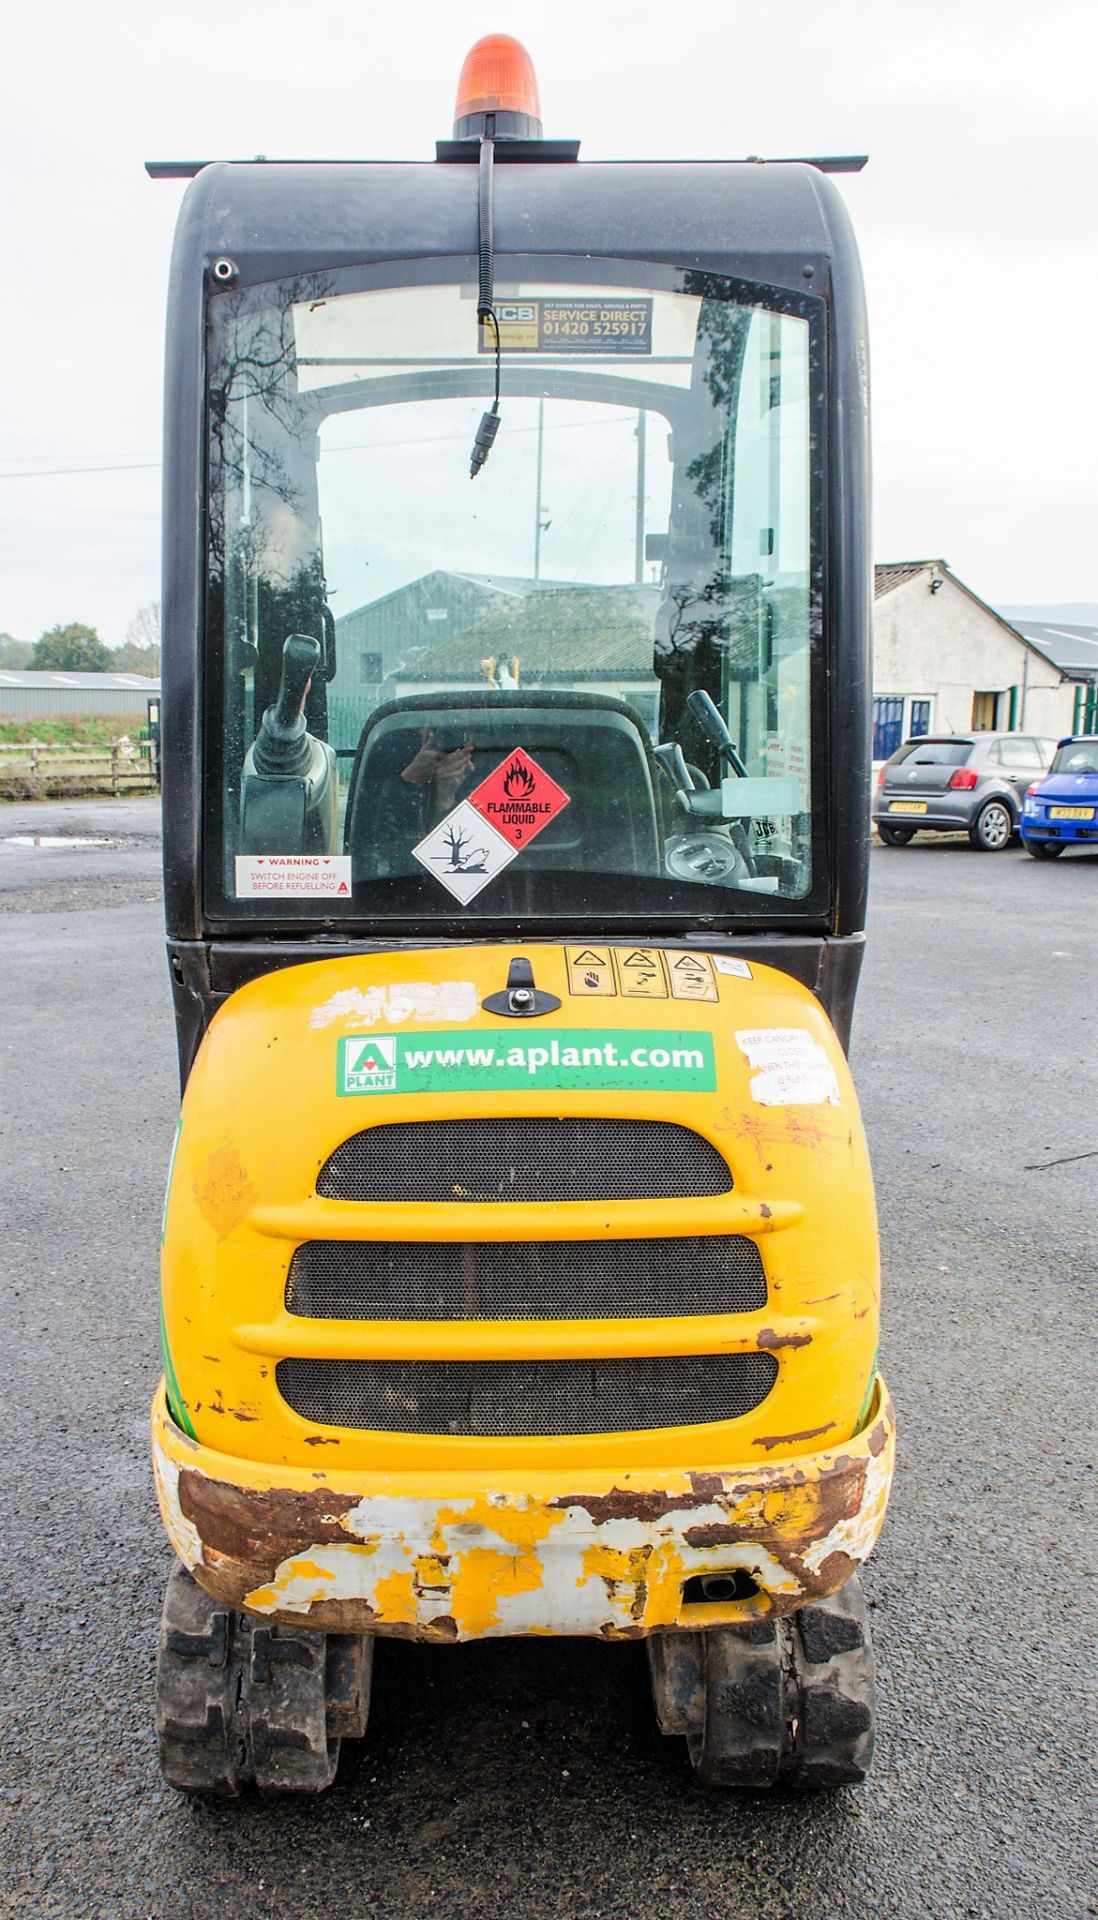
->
[0,670,160,717]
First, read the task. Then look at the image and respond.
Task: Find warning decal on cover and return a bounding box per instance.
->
[412,802,517,904]
[614,948,668,998]
[667,951,718,1002]
[468,748,570,849]
[734,1028,842,1107]
[566,947,616,995]
[235,855,352,898]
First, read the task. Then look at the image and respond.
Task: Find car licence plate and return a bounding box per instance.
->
[890,801,927,814]
[1049,806,1094,820]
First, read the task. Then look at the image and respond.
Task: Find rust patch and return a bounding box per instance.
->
[755,1327,812,1351]
[549,1484,724,1525]
[179,1470,357,1587]
[687,1472,726,1501]
[759,1203,772,1219]
[303,1434,339,1447]
[193,1140,256,1239]
[752,1422,835,1452]
[867,1421,888,1457]
[683,1524,740,1549]
[810,1548,859,1592]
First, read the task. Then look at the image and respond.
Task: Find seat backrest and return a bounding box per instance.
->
[344,690,663,881]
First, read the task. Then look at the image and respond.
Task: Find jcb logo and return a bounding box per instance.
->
[495,304,536,323]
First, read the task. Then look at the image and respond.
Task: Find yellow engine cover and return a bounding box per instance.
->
[161,941,881,1472]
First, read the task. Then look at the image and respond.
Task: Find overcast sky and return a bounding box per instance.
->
[2,0,1095,648]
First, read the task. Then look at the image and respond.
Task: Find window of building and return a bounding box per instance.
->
[908,698,931,738]
[872,696,904,760]
[359,651,383,685]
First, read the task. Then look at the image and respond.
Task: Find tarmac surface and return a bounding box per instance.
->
[1,798,1095,1920]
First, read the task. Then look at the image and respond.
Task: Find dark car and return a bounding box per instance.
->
[873,731,1057,850]
[1019,734,1098,858]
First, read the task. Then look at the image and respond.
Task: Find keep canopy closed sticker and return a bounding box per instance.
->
[734,1028,842,1107]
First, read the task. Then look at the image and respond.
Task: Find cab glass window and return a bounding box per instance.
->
[204,261,825,927]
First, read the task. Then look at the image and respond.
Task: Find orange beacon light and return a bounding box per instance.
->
[453,34,544,140]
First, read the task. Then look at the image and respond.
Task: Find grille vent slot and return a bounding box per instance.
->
[317,1118,733,1204]
[285,1236,766,1321]
[276,1354,779,1436]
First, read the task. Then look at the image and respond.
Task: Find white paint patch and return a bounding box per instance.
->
[309,980,479,1030]
[151,1440,205,1569]
[801,1433,894,1576]
[5,834,114,848]
[713,955,752,979]
[734,1027,842,1107]
[235,854,352,897]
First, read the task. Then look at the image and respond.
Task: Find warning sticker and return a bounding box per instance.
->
[666,952,718,1002]
[713,955,753,980]
[566,946,616,996]
[614,948,668,999]
[468,748,570,850]
[734,1028,842,1108]
[235,855,352,898]
[412,801,517,904]
[480,298,653,356]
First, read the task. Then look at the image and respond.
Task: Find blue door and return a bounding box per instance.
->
[873,697,904,760]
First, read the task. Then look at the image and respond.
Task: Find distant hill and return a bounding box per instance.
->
[997,603,1098,626]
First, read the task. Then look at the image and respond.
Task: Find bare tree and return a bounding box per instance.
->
[112,602,162,673]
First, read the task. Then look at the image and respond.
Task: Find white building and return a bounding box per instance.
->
[872,560,1077,760]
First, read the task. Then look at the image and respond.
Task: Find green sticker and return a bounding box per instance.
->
[337,1029,717,1097]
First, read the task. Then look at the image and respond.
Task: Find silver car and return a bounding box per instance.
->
[873,732,1057,851]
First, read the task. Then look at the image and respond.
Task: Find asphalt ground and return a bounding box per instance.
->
[1,799,1095,1920]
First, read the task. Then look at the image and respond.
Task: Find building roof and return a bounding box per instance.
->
[874,560,941,598]
[0,669,160,689]
[873,560,1077,680]
[403,584,660,678]
[1004,620,1098,679]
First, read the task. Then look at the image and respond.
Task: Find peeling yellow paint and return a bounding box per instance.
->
[373,1567,417,1624]
[414,1554,451,1590]
[449,1546,545,1636]
[435,1496,564,1554]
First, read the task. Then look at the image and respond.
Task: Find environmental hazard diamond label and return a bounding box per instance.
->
[412,801,517,904]
[468,748,570,850]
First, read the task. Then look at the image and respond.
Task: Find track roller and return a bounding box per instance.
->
[647,1574,876,1788]
[155,1561,372,1797]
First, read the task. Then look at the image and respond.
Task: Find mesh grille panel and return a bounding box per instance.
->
[317,1119,733,1203]
[276,1354,778,1435]
[285,1236,767,1320]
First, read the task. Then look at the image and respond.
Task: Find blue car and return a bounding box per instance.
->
[1020,735,1098,858]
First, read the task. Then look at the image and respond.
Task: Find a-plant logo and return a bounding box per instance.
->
[340,1034,397,1094]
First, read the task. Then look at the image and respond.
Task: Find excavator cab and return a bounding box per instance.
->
[151,35,893,1796]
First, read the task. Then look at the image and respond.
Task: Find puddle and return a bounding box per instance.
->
[5,835,116,849]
